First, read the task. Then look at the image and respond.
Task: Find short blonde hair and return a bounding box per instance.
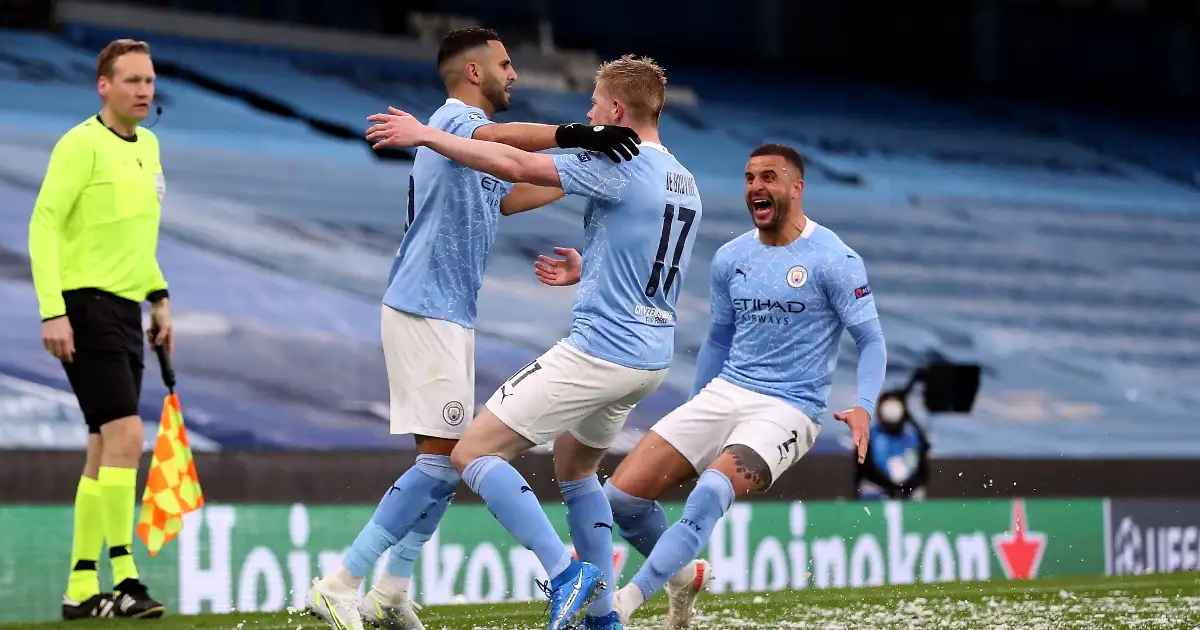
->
[595,54,667,123]
[97,39,151,80]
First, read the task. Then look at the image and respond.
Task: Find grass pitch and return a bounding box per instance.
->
[6,572,1200,630]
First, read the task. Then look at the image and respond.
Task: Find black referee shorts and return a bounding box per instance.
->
[60,289,145,433]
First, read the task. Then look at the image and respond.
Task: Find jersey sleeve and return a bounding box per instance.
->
[144,134,169,298]
[550,151,628,202]
[29,131,92,320]
[441,104,496,139]
[146,253,168,299]
[823,252,878,328]
[708,248,736,326]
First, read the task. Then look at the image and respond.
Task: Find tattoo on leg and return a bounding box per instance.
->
[723,445,772,492]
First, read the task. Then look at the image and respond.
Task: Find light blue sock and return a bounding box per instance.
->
[604,481,669,558]
[343,454,460,579]
[462,455,572,579]
[386,491,453,579]
[343,522,398,579]
[560,476,614,617]
[630,470,734,600]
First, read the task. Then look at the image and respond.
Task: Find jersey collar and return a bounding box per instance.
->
[640,141,670,155]
[755,217,818,245]
[95,113,137,143]
[445,98,466,106]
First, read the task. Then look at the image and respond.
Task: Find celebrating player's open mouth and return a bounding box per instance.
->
[748,193,776,226]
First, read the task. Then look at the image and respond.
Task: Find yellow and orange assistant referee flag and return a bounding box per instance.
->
[136,391,204,556]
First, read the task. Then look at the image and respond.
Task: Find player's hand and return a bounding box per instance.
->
[555,123,641,163]
[42,316,74,363]
[834,406,871,464]
[534,247,583,286]
[149,299,174,356]
[366,106,429,150]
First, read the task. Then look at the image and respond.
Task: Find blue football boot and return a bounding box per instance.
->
[537,560,606,630]
[584,610,625,629]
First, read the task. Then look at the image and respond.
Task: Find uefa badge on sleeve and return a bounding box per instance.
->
[443,401,465,426]
[787,265,808,288]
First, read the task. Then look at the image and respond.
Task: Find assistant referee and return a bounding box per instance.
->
[29,39,169,621]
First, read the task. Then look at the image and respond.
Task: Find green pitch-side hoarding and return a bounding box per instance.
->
[0,498,1106,623]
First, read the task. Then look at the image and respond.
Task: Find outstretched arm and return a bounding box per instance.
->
[373,104,639,160]
[371,112,562,186]
[432,128,560,186]
[472,123,561,152]
[465,119,642,162]
[501,183,566,216]
[368,108,637,195]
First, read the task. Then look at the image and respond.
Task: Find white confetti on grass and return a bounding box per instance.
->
[138,574,1200,630]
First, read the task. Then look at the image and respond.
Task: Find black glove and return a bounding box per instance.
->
[555,123,641,162]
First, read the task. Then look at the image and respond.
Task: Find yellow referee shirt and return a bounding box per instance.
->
[29,115,169,320]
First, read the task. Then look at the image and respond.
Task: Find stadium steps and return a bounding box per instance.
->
[0,28,366,159]
[51,27,413,162]
[4,30,1199,455]
[146,58,413,163]
[967,96,1200,193]
[0,176,705,452]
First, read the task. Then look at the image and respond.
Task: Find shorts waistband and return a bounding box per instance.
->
[63,288,139,305]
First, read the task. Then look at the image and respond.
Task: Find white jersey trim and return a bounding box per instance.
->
[640,141,670,155]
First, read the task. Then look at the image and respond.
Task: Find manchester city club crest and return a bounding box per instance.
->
[787,265,808,288]
[442,401,465,426]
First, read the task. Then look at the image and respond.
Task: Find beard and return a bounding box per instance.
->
[750,196,790,229]
[482,76,510,113]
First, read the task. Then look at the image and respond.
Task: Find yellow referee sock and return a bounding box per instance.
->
[66,476,104,602]
[98,466,140,585]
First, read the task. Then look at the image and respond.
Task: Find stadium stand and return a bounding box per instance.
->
[971,96,1200,191]
[1,23,1198,459]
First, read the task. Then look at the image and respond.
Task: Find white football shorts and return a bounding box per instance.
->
[652,377,821,487]
[380,305,474,439]
[485,340,668,450]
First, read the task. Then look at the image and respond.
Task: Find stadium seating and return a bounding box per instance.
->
[972,96,1200,191]
[1,28,1197,457]
[0,30,347,151]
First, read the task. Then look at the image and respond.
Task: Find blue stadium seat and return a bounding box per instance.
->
[0,29,351,153]
[1,31,1198,457]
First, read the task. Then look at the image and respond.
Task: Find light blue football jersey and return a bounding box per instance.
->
[710,220,879,421]
[382,98,511,328]
[551,143,703,371]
